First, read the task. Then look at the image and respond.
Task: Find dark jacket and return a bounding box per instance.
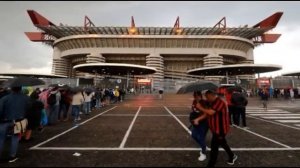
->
[0,90,10,100]
[0,92,30,121]
[231,92,248,108]
[26,98,44,129]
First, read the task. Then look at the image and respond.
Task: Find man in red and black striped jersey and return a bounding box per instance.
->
[196,90,237,167]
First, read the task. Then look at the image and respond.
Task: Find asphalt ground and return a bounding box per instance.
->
[1,94,300,167]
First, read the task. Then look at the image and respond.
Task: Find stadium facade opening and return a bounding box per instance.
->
[25,10,283,92]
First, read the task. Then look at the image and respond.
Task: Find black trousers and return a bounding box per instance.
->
[207,134,234,167]
[235,106,246,127]
[228,105,235,125]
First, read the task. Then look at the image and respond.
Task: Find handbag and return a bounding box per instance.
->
[14,119,28,134]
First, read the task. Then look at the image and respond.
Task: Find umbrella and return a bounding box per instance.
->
[58,84,70,90]
[225,86,245,93]
[84,87,93,93]
[177,81,219,94]
[2,77,45,87]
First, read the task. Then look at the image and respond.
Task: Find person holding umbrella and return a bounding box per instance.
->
[190,91,209,161]
[196,90,237,167]
[0,77,44,163]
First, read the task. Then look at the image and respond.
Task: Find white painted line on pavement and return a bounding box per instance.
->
[262,116,300,119]
[250,113,298,116]
[247,112,290,114]
[30,106,118,150]
[246,109,282,112]
[31,147,300,151]
[234,126,292,148]
[119,106,142,148]
[276,120,300,123]
[247,115,300,131]
[164,106,191,135]
[102,114,189,117]
[102,114,135,116]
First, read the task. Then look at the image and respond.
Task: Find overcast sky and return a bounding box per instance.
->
[0,1,299,77]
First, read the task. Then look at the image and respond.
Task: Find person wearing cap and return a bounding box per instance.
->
[196,90,237,167]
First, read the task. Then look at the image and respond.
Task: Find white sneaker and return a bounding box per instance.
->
[79,112,83,115]
[198,152,206,161]
[77,117,81,121]
[243,127,249,130]
[227,154,238,165]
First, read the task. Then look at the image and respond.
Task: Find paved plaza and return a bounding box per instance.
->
[1,94,300,167]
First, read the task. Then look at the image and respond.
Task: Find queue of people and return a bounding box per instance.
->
[0,85,126,163]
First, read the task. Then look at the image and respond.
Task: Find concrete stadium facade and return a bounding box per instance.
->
[25,10,283,92]
[52,35,254,90]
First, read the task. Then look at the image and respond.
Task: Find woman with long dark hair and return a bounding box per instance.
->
[24,91,44,141]
[190,91,209,161]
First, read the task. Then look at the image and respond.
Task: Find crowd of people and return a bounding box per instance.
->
[0,85,126,163]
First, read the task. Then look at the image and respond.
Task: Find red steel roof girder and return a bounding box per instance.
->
[27,10,55,26]
[253,12,283,28]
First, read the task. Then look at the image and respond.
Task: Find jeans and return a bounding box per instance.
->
[84,102,91,114]
[95,99,101,108]
[0,122,19,158]
[191,122,208,153]
[71,105,80,120]
[207,134,234,167]
[58,103,68,120]
[48,105,59,125]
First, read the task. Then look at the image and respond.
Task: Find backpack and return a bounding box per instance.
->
[47,93,57,106]
[95,91,101,99]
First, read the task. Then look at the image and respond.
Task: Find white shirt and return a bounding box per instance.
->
[83,92,94,102]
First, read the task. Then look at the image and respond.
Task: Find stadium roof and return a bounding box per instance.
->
[25,10,283,44]
[282,71,300,77]
[35,26,269,39]
[0,73,67,78]
[187,64,282,76]
[73,63,157,75]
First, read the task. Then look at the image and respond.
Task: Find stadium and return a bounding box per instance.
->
[25,10,283,92]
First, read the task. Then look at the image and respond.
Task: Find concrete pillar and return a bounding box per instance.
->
[86,53,105,63]
[239,59,254,80]
[85,53,106,86]
[203,54,223,67]
[51,46,70,76]
[146,54,164,90]
[203,54,223,81]
[52,58,70,76]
